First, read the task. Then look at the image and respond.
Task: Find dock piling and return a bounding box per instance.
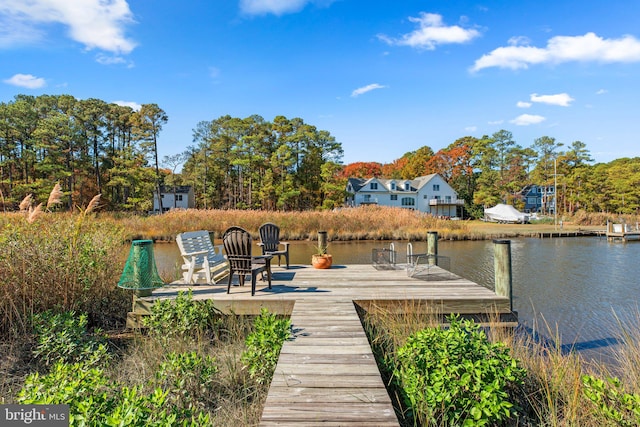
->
[427,231,438,266]
[493,239,513,311]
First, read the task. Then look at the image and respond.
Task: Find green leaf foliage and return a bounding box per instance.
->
[143,290,222,340]
[241,308,291,384]
[582,374,640,426]
[18,361,210,426]
[32,310,109,367]
[392,314,526,426]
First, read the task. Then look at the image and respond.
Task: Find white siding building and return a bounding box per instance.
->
[152,185,195,213]
[345,174,464,217]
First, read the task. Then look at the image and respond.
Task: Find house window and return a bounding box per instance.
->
[404,182,410,191]
[370,183,378,190]
[364,195,371,202]
[390,195,397,201]
[391,182,396,190]
[161,194,165,198]
[445,196,452,202]
[176,195,183,201]
[401,197,415,206]
[423,195,428,199]
[433,184,440,191]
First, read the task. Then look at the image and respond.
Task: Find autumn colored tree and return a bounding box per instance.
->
[339,162,383,179]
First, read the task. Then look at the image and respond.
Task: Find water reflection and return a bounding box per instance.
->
[153,236,640,362]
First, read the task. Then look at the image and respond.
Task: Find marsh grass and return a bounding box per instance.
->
[112,206,470,242]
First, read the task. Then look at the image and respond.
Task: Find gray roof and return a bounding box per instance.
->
[349,174,439,193]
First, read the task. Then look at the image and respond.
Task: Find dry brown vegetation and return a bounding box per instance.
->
[104,206,623,243]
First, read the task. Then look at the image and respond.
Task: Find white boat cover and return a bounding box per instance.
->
[484,204,529,223]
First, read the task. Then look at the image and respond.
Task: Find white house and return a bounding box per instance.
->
[345,174,464,217]
[152,185,195,213]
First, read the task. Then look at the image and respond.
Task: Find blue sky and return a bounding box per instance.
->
[2,0,640,167]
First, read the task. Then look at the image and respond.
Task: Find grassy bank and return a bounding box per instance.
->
[100,206,614,243]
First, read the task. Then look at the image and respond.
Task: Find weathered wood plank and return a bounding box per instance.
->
[264,387,391,403]
[275,353,377,364]
[260,403,397,421]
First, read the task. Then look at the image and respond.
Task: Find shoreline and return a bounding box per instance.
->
[144,221,607,243]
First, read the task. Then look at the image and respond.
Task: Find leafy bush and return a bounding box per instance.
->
[32,310,108,367]
[155,351,218,410]
[392,315,526,426]
[17,360,211,426]
[143,290,222,339]
[241,308,291,384]
[582,374,640,426]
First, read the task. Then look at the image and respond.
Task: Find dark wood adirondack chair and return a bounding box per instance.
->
[258,222,290,269]
[222,226,272,296]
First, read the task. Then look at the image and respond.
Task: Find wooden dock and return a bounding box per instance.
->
[133,263,515,425]
[606,222,640,242]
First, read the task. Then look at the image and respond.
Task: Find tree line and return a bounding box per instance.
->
[1,94,638,216]
[0,94,167,211]
[341,130,639,218]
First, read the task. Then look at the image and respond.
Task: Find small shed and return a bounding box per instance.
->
[152,185,195,213]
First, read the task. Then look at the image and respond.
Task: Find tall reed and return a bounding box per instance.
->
[0,190,129,337]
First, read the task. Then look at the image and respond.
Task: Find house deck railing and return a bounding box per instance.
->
[429,199,465,206]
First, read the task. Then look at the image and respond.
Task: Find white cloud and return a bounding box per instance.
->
[596,89,608,95]
[465,126,477,132]
[530,92,574,106]
[0,0,136,54]
[471,32,640,71]
[378,12,480,50]
[510,114,546,126]
[96,53,129,65]
[488,120,504,125]
[517,101,532,108]
[351,83,386,97]
[113,100,141,111]
[240,0,334,15]
[3,73,46,88]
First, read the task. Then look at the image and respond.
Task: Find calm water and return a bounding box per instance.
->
[153,236,640,362]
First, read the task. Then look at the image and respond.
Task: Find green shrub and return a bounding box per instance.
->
[241,308,291,384]
[32,310,108,367]
[392,315,526,426]
[143,290,222,339]
[17,360,211,426]
[156,351,218,410]
[582,374,640,426]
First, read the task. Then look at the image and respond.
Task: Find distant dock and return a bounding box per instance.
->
[537,229,604,239]
[606,221,640,242]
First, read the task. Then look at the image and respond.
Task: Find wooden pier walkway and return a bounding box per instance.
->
[261,299,398,426]
[135,263,515,425]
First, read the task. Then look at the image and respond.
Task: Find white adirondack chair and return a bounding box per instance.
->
[176,230,228,284]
